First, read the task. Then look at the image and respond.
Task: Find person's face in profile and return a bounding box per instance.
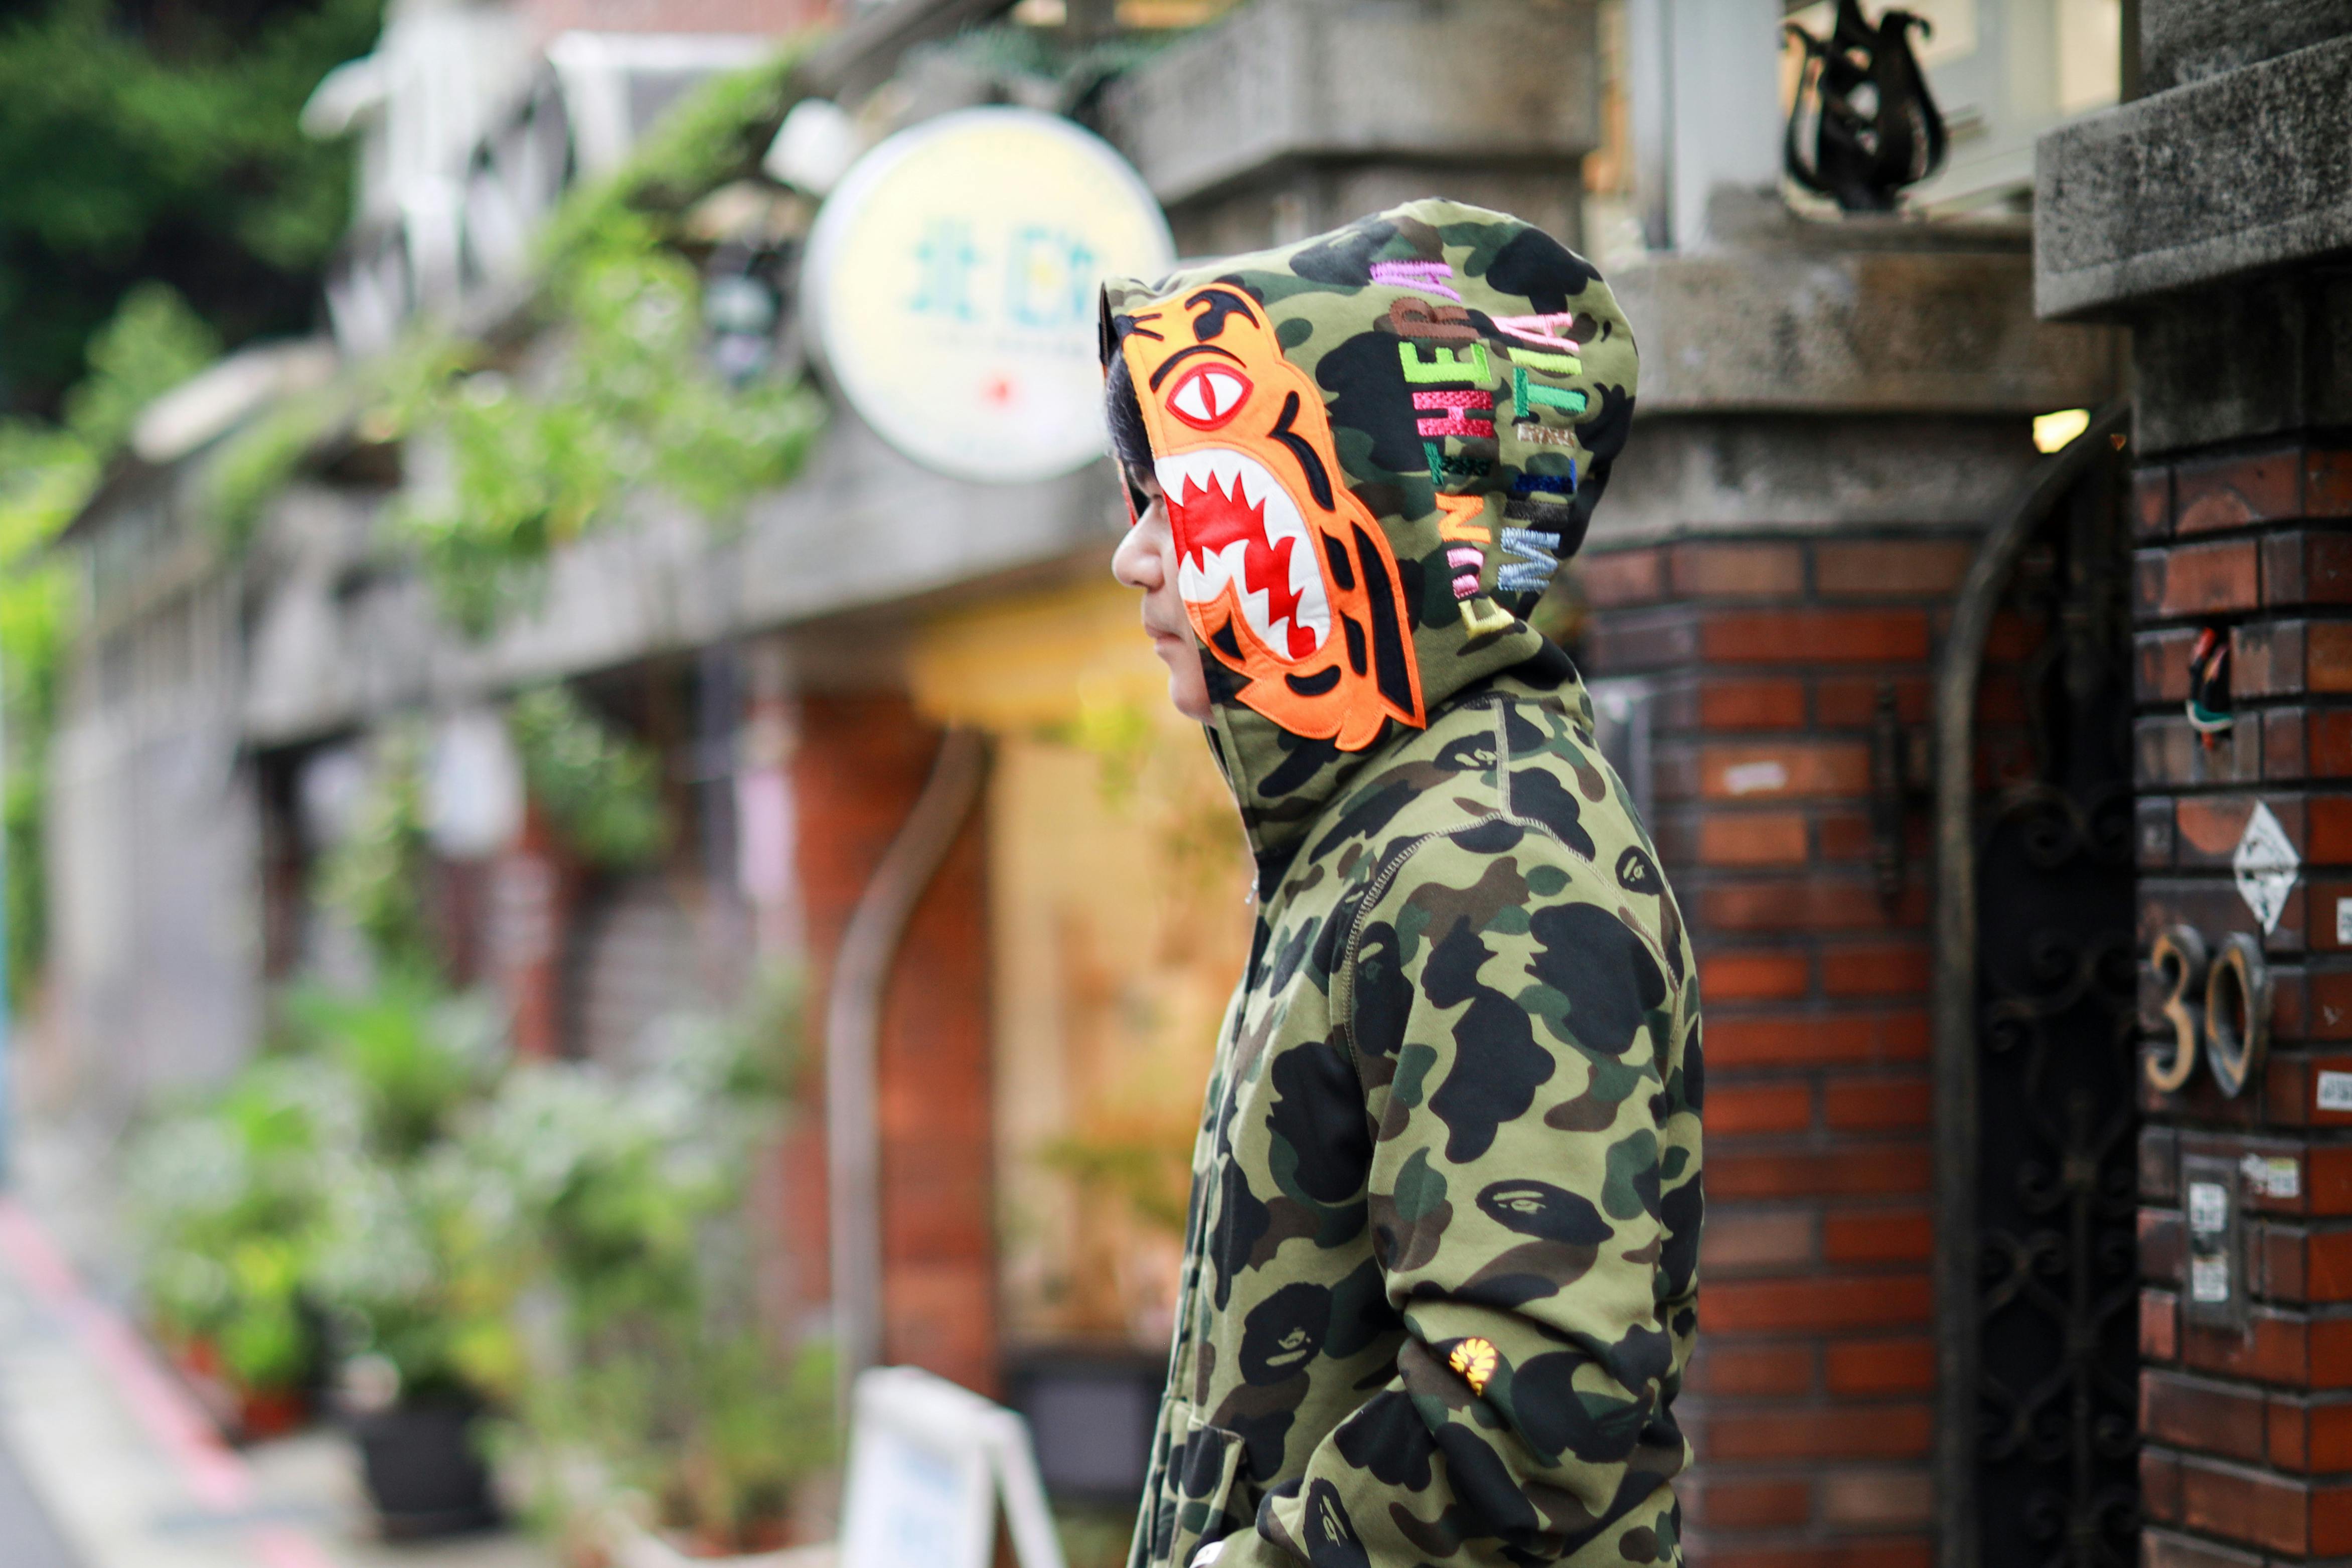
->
[1110,466,1212,724]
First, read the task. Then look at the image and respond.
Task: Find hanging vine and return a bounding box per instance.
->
[506,684,669,869]
[204,47,827,633]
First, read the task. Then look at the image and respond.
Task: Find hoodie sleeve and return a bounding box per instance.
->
[1222,825,1702,1568]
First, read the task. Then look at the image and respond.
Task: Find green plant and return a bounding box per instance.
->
[0,0,381,415]
[278,974,519,1409]
[532,52,807,274]
[309,1142,526,1409]
[61,282,224,450]
[363,48,827,635]
[393,226,824,632]
[0,282,222,1003]
[129,969,526,1419]
[506,684,670,868]
[116,49,828,637]
[315,730,436,976]
[469,984,831,1551]
[126,1056,356,1390]
[201,391,344,547]
[281,977,504,1157]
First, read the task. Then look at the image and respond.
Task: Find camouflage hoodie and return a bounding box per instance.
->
[1100,200,1702,1568]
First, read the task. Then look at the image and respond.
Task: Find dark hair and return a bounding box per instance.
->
[1104,349,1158,495]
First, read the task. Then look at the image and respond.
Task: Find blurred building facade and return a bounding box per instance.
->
[50,0,2346,1563]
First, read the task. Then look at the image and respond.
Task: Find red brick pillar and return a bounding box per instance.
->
[2130,444,2352,1564]
[792,694,998,1393]
[492,803,572,1060]
[1582,533,1978,1564]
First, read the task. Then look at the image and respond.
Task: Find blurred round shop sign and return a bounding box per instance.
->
[803,106,1174,484]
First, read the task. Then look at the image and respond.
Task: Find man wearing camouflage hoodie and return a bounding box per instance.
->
[1099,200,1701,1568]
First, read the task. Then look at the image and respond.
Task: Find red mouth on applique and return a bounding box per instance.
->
[1157,447,1332,663]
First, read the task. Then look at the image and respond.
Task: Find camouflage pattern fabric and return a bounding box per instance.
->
[1100,202,1701,1568]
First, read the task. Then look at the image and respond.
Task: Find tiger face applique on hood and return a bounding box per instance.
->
[1101,198,1639,870]
[1117,279,1427,752]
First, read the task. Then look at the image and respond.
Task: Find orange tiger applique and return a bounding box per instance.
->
[1117,284,1426,750]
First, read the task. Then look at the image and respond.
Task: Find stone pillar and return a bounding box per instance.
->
[1581,210,2121,1563]
[2039,12,2352,1563]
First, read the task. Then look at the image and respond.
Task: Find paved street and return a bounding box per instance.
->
[0,1188,552,1568]
[0,1430,80,1568]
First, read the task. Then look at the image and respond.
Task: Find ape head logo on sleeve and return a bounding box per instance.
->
[1116,284,1425,751]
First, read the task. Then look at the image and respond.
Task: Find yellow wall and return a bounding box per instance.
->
[911,581,1253,1349]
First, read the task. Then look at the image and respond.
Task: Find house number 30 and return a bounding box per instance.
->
[2146,925,2273,1099]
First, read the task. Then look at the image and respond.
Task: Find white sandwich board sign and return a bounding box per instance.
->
[837,1366,1067,1568]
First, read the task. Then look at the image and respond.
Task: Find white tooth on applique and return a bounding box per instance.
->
[1257,489,1330,648]
[1180,539,1249,605]
[1233,459,1265,509]
[1238,586,1272,644]
[1289,528,1330,641]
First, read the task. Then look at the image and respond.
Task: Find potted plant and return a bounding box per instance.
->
[311,1143,523,1538]
[126,1057,352,1441]
[542,1321,834,1565]
[472,1004,836,1562]
[292,978,517,1538]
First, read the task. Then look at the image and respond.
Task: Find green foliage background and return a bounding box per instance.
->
[0,284,224,1003]
[0,0,377,1002]
[0,0,382,416]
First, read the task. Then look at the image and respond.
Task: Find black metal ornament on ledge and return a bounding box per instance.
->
[1784,0,1950,211]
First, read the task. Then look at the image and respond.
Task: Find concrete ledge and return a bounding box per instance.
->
[1099,0,1597,208]
[1590,415,2044,548]
[239,409,1124,742]
[2138,0,2352,93]
[2034,35,2352,319]
[1615,245,2123,416]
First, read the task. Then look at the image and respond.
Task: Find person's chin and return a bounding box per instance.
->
[1168,671,1214,724]
[1170,688,1211,723]
[1147,633,1212,721]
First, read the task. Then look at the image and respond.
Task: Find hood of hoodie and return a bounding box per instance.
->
[1099,198,1638,878]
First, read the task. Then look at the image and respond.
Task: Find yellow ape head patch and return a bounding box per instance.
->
[1117,284,1426,751]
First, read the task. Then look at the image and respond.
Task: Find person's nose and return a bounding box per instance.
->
[1112,518,1161,591]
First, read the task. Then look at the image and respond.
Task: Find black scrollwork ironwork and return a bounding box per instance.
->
[1784,0,1950,211]
[1972,452,2139,1567]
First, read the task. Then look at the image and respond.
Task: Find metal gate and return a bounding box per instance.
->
[1933,406,2140,1568]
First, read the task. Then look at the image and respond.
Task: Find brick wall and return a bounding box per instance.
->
[791,695,999,1393]
[1581,533,1983,1566]
[2130,443,2352,1566]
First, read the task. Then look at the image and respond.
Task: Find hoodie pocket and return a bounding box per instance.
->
[1163,1406,1246,1568]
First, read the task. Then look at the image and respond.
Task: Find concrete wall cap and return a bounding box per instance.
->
[1097,0,1599,208]
[1614,244,2122,417]
[2034,33,2352,320]
[1589,415,2045,547]
[2138,0,2352,93]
